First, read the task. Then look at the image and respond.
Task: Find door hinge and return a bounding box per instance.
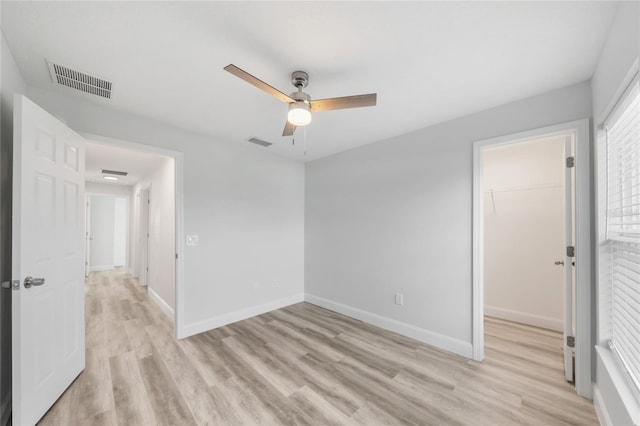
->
[567,336,575,348]
[566,246,575,257]
[175,253,178,260]
[566,156,575,168]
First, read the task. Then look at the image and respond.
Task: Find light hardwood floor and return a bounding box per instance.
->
[38,270,598,425]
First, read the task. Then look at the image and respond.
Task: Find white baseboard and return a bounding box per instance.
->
[89,264,114,272]
[182,293,305,338]
[593,384,613,426]
[485,305,563,332]
[148,287,174,322]
[304,293,473,358]
[0,390,10,426]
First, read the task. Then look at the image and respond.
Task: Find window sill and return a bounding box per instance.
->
[595,345,640,425]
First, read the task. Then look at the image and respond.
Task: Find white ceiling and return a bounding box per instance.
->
[2,1,617,162]
[85,141,168,187]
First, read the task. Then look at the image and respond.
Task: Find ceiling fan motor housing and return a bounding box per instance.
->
[290,91,311,103]
[291,70,309,88]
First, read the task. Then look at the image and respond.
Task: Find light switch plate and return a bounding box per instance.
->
[186,234,199,246]
[395,293,404,306]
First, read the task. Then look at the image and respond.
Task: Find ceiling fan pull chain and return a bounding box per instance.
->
[292,137,295,146]
[304,126,307,157]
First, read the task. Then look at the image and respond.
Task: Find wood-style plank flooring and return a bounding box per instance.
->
[38,270,598,425]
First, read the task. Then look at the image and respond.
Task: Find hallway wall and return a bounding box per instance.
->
[131,157,176,312]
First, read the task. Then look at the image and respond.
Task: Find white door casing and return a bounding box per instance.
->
[139,188,150,286]
[85,197,90,277]
[12,95,85,426]
[563,136,576,382]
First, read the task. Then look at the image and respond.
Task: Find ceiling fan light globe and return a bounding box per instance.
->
[288,104,312,126]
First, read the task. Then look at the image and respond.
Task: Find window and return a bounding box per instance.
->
[605,74,640,392]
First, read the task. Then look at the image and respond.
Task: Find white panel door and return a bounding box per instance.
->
[12,95,85,426]
[563,136,575,382]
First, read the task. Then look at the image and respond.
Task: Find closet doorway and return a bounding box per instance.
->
[483,136,569,328]
[472,119,591,397]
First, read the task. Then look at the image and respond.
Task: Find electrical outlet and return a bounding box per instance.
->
[395,293,404,306]
[186,234,199,246]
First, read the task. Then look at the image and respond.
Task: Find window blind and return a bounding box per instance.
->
[606,76,640,391]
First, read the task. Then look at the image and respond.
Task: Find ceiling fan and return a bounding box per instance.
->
[224,64,377,137]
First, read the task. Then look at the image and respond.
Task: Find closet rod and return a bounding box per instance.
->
[484,182,562,193]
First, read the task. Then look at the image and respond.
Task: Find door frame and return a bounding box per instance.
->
[85,197,91,277]
[472,118,592,398]
[80,133,185,340]
[138,186,151,286]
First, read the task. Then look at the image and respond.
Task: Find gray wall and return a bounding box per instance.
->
[305,81,592,356]
[24,85,305,337]
[0,31,26,423]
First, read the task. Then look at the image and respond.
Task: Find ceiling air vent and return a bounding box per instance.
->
[101,169,128,176]
[247,137,272,147]
[47,60,112,99]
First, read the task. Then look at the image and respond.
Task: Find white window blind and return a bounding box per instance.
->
[606,75,640,391]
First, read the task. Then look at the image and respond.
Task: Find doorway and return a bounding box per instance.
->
[472,119,592,398]
[482,136,568,330]
[481,135,575,378]
[83,135,183,338]
[85,195,128,274]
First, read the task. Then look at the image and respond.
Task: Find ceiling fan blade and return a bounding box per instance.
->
[310,93,377,112]
[224,64,295,103]
[282,120,296,137]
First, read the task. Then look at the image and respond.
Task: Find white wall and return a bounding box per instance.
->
[86,181,132,197]
[25,85,305,337]
[0,30,26,423]
[89,196,116,270]
[131,185,145,283]
[483,136,565,331]
[591,2,639,425]
[132,157,175,312]
[305,81,591,357]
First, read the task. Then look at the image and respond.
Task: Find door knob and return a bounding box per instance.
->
[554,260,565,266]
[24,276,45,289]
